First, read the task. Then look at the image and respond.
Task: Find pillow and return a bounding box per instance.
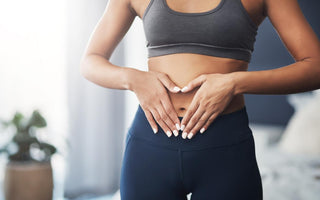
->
[278,90,320,156]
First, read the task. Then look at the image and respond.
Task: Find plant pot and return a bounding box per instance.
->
[4,161,53,200]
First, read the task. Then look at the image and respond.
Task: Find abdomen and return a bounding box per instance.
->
[148,53,249,117]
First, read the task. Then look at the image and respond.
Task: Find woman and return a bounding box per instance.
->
[80,0,320,199]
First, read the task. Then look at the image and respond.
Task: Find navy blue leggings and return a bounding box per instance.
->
[120,105,263,200]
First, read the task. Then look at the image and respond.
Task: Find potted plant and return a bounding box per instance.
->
[0,109,57,200]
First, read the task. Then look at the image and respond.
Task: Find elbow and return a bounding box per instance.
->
[299,56,320,90]
[79,56,91,80]
[313,55,320,88]
[312,58,320,90]
[79,64,87,79]
[316,61,320,90]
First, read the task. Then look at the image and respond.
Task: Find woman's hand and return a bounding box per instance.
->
[179,73,236,139]
[127,69,181,137]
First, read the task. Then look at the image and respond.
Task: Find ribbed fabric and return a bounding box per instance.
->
[142,0,258,62]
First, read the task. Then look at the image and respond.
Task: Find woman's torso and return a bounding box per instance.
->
[130,0,266,117]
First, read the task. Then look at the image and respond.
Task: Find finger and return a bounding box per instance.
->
[182,105,205,139]
[155,105,179,137]
[160,96,181,132]
[157,73,181,93]
[188,111,215,139]
[180,100,200,133]
[201,112,220,133]
[181,74,207,93]
[143,109,158,134]
[150,108,173,138]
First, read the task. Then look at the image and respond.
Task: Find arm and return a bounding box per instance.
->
[179,0,320,139]
[232,0,320,95]
[80,0,136,90]
[80,0,182,136]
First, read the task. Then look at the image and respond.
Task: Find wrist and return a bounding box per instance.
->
[229,71,245,95]
[123,67,145,91]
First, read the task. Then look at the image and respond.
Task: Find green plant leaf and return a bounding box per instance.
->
[28,110,47,128]
[12,112,24,127]
[2,109,58,162]
[0,147,8,154]
[13,133,37,144]
[9,152,34,161]
[39,142,57,155]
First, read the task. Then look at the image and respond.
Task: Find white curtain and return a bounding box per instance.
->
[64,0,127,197]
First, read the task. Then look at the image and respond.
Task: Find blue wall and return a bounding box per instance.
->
[245,0,320,125]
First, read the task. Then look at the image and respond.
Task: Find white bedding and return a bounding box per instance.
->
[251,123,320,200]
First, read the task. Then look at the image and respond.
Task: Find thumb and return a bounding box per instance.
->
[157,73,181,93]
[181,74,207,93]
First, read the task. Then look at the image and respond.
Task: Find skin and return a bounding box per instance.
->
[80,0,320,139]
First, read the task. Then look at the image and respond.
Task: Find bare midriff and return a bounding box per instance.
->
[148,53,249,117]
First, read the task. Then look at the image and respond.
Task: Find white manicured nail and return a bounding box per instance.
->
[181,124,185,131]
[175,123,180,130]
[153,128,157,134]
[173,130,178,137]
[166,131,172,137]
[182,132,188,139]
[173,86,181,92]
[200,128,205,134]
[181,86,188,92]
[187,133,194,139]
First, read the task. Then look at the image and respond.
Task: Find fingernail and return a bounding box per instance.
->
[173,86,181,92]
[200,128,205,134]
[166,130,172,137]
[173,130,178,137]
[181,124,185,131]
[153,128,157,134]
[175,123,180,130]
[181,86,188,92]
[182,132,188,139]
[187,132,194,139]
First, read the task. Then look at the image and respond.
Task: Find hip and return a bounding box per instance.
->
[125,103,253,151]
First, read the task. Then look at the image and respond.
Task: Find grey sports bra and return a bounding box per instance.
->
[142,0,258,62]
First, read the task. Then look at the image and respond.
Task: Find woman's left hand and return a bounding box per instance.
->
[180,73,236,139]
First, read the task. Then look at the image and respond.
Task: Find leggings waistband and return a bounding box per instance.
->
[126,104,253,151]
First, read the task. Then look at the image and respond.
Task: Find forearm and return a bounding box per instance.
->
[232,58,320,95]
[80,53,140,91]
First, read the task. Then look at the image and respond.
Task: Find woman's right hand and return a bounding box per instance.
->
[127,69,181,137]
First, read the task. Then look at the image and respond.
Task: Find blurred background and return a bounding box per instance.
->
[0,0,319,199]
